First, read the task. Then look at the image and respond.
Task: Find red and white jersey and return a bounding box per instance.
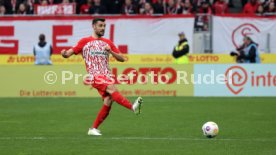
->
[72,36,120,79]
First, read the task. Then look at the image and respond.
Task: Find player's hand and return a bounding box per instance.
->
[104,45,111,53]
[61,49,75,58]
[61,49,67,58]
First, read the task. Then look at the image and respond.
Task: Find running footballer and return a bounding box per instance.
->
[60,18,143,136]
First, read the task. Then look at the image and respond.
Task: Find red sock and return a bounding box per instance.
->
[93,104,111,129]
[111,92,132,110]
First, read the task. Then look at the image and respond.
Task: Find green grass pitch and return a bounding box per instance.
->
[0,97,276,155]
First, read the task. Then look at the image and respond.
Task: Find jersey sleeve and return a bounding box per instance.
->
[72,38,86,55]
[108,41,120,54]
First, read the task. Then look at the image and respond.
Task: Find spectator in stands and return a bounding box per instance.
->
[41,0,49,5]
[15,0,34,14]
[243,0,259,14]
[102,0,123,14]
[267,2,276,12]
[139,2,154,14]
[47,0,54,4]
[137,0,148,7]
[198,0,212,14]
[262,0,271,10]
[256,4,265,14]
[192,0,210,13]
[34,34,53,65]
[0,5,6,15]
[121,0,137,14]
[75,0,84,14]
[14,0,30,14]
[49,0,63,4]
[5,0,15,14]
[36,0,70,5]
[172,32,190,64]
[1,0,13,14]
[152,0,165,14]
[26,0,34,14]
[80,0,92,14]
[133,0,144,7]
[228,0,234,8]
[17,3,27,14]
[165,0,181,14]
[62,0,70,4]
[213,0,228,14]
[89,0,107,14]
[241,0,247,8]
[179,0,193,14]
[137,0,152,11]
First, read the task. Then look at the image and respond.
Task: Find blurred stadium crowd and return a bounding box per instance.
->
[0,0,275,15]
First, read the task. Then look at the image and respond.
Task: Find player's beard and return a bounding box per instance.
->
[96,30,105,37]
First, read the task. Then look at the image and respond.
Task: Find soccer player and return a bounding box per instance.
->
[60,18,143,136]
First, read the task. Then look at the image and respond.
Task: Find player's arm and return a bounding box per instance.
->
[105,45,125,62]
[61,49,75,58]
[109,50,125,62]
[61,38,84,58]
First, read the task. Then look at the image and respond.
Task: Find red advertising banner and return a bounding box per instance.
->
[34,4,76,15]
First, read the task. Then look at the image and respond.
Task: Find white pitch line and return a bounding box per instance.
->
[0,137,275,142]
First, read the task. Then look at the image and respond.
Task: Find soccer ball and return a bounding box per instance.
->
[202,121,219,138]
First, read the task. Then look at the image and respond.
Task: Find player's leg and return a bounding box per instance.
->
[88,96,113,136]
[106,84,143,114]
[92,96,113,129]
